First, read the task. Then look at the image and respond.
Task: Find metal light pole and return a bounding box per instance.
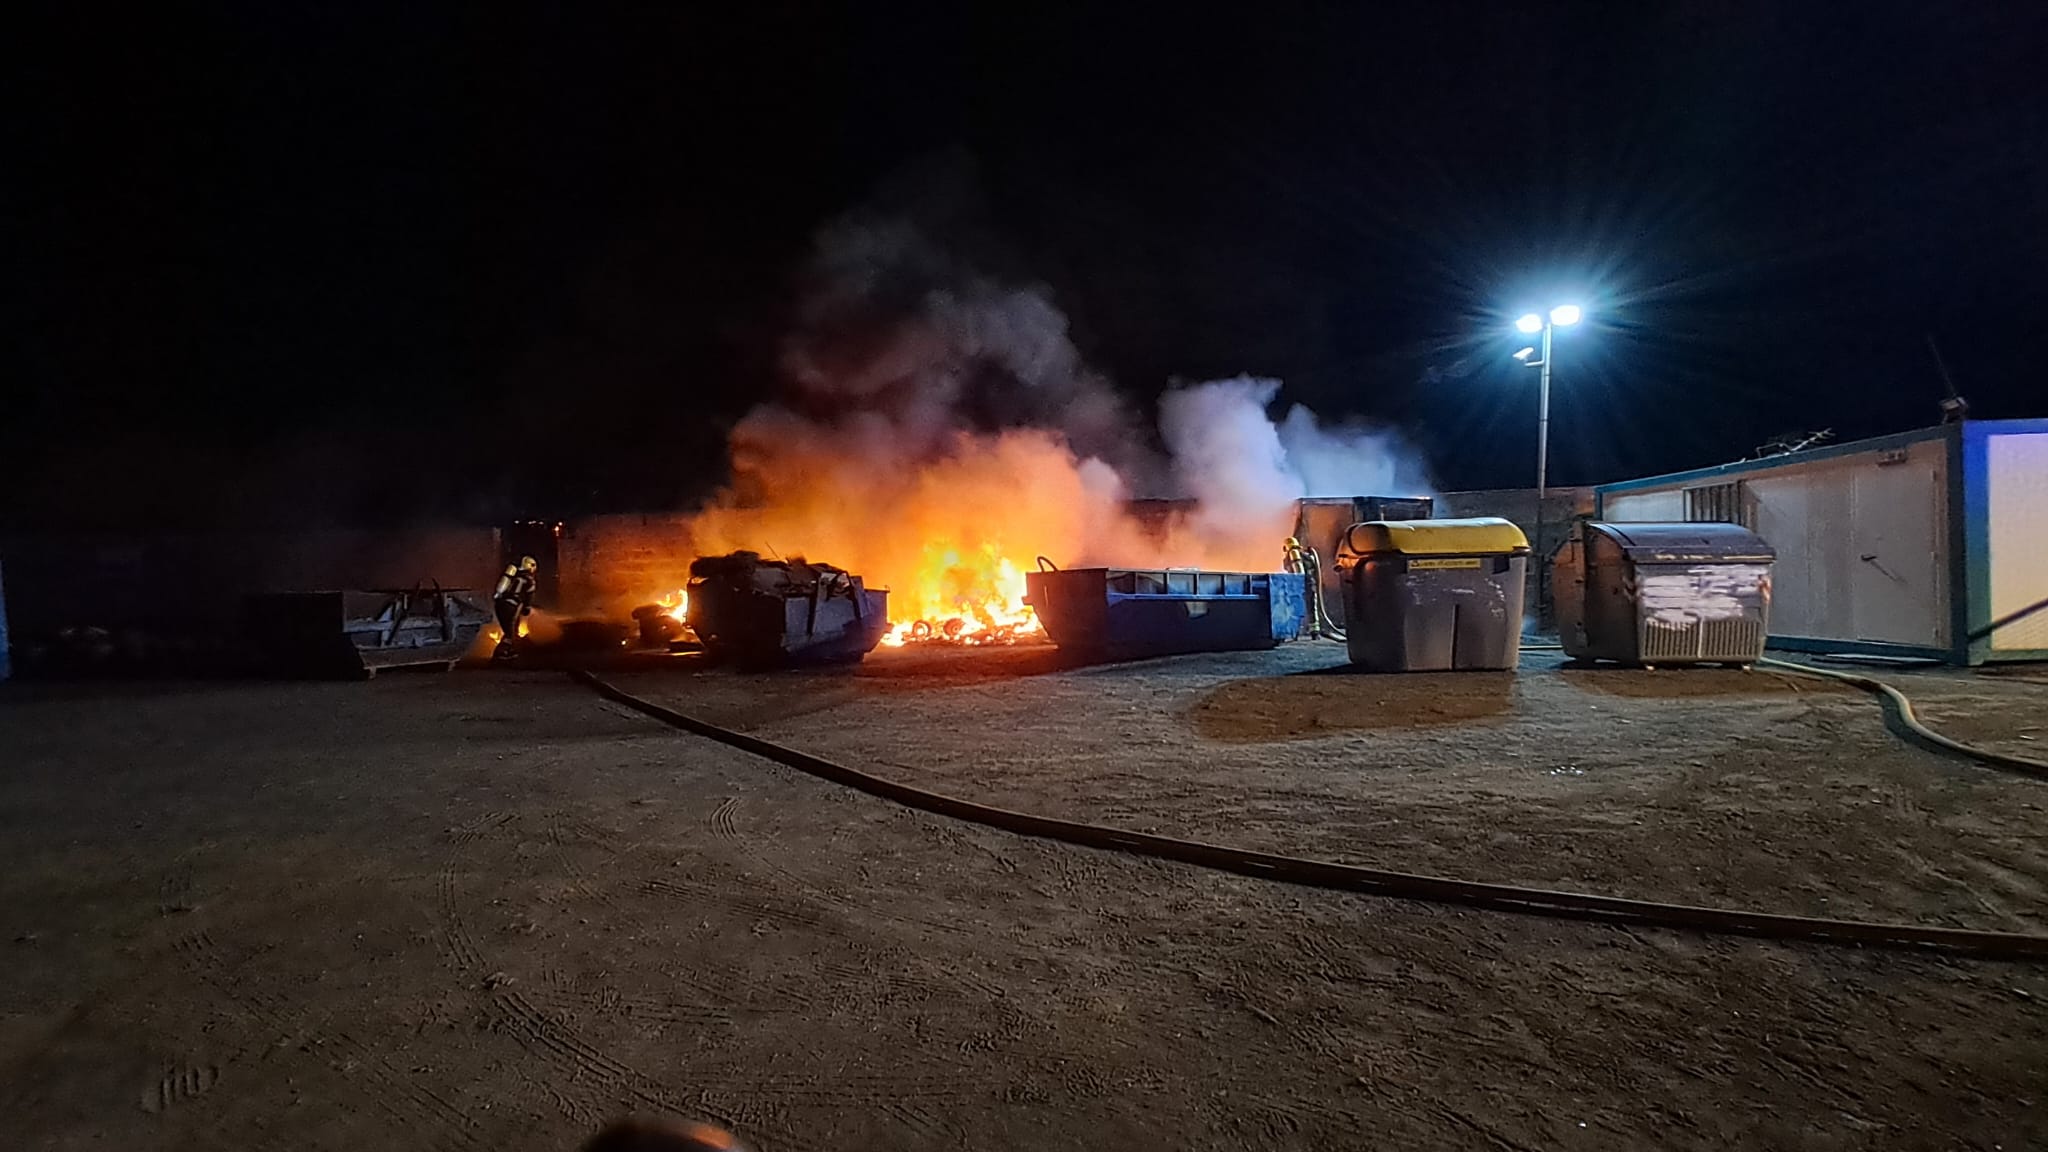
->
[1535,318,1554,510]
[1514,304,1581,629]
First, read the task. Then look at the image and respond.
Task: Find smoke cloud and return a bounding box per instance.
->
[680,203,1433,629]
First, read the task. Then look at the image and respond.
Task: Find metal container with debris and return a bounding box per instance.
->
[1555,522,1775,667]
[1337,517,1529,671]
[1025,566,1306,661]
[249,587,492,679]
[685,552,888,669]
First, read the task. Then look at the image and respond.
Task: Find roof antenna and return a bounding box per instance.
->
[1928,333,1968,424]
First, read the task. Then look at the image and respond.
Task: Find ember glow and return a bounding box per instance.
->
[657,588,689,623]
[878,547,1038,646]
[684,428,1161,648]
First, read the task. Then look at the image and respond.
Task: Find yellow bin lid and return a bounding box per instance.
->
[1342,517,1530,557]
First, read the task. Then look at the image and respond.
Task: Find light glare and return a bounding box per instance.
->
[1515,313,1543,334]
[1549,304,1583,326]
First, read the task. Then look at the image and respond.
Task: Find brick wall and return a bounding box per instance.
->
[554,513,699,615]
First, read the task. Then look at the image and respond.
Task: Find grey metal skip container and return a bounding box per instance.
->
[1555,521,1775,667]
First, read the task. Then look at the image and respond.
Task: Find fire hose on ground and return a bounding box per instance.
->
[1516,643,2048,781]
[1757,657,2048,779]
[572,665,2048,963]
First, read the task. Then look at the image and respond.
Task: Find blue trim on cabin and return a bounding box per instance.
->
[1767,636,1954,661]
[1945,423,1972,664]
[1595,425,1953,500]
[1966,418,2048,663]
[1958,422,1990,664]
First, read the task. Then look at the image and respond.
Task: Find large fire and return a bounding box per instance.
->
[678,419,1278,649]
[878,546,1037,646]
[641,208,1424,653]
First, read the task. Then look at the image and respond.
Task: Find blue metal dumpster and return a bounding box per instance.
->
[1024,567,1305,660]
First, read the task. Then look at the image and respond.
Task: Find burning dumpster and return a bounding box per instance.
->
[685,552,888,669]
[249,587,492,679]
[1024,565,1306,661]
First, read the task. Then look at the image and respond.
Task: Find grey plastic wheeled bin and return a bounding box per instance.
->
[1337,517,1530,671]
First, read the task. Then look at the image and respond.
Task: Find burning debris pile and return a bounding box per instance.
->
[670,189,1432,647]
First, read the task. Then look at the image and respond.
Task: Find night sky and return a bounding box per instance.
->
[10,3,2045,530]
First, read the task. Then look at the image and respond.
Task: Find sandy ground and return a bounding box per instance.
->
[2,643,2045,1150]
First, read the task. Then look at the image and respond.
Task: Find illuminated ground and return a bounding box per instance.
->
[2,646,2044,1150]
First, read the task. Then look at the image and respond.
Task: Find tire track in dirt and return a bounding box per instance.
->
[139,1061,220,1113]
[878,1098,970,1145]
[590,807,997,1127]
[446,810,514,845]
[481,988,798,1143]
[441,794,969,1145]
[542,811,624,911]
[157,859,198,916]
[708,796,742,841]
[809,953,1008,1009]
[701,793,1003,965]
[524,980,733,1029]
[173,930,485,1150]
[694,1066,981,1103]
[436,819,783,1137]
[640,876,827,931]
[435,868,485,973]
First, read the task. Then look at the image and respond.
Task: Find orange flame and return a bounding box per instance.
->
[878,547,1039,646]
[683,423,1288,647]
[656,588,689,623]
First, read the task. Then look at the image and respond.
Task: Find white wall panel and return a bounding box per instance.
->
[1986,431,2048,652]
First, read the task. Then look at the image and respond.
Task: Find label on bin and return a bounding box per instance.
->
[1408,557,1483,570]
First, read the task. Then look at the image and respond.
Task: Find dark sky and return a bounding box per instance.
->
[9,2,2045,529]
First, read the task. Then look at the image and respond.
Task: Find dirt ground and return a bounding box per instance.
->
[2,642,2045,1150]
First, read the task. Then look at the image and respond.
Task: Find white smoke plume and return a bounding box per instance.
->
[1158,376,1303,556]
[1157,376,1434,560]
[682,204,1433,626]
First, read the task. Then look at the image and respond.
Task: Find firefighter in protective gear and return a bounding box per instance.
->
[492,555,540,660]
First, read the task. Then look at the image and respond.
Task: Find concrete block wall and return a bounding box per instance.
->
[1432,487,1597,626]
[1433,487,1597,549]
[0,525,501,637]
